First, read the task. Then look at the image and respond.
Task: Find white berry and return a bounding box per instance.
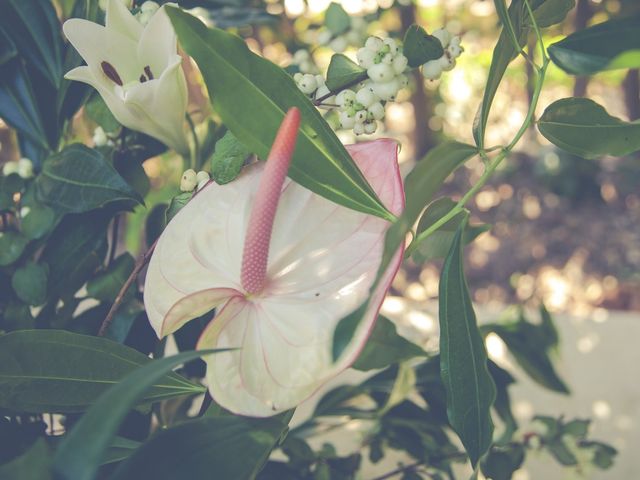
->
[355,110,368,124]
[356,47,376,69]
[336,89,356,107]
[353,122,365,135]
[367,63,395,83]
[2,162,19,177]
[339,110,356,129]
[318,30,332,45]
[422,60,442,80]
[364,122,377,134]
[297,73,317,94]
[180,169,197,192]
[17,158,34,179]
[383,38,399,55]
[432,28,451,47]
[330,36,348,53]
[356,87,377,108]
[392,55,408,74]
[439,55,456,71]
[368,102,385,120]
[365,36,384,52]
[93,126,108,147]
[372,78,400,101]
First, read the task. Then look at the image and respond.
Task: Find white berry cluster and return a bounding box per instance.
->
[335,36,408,135]
[421,28,463,80]
[317,17,367,53]
[180,169,210,192]
[293,73,334,105]
[136,1,160,26]
[93,127,115,147]
[2,158,34,179]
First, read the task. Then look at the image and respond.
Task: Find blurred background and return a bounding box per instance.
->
[0,0,638,477]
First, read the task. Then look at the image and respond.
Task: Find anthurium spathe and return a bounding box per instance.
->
[144,108,405,416]
[63,0,189,155]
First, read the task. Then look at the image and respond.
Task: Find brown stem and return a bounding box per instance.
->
[370,461,424,480]
[313,75,367,105]
[97,239,157,337]
[107,215,120,266]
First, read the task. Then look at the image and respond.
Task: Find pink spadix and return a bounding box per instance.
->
[143,109,404,416]
[241,108,301,294]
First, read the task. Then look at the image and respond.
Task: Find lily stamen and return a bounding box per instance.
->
[100,61,123,86]
[144,65,154,80]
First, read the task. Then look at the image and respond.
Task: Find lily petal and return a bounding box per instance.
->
[105,0,143,43]
[136,5,177,74]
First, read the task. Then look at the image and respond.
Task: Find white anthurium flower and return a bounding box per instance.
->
[63,0,189,155]
[144,108,405,417]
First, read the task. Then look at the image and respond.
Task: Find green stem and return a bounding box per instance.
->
[185,112,199,170]
[405,58,549,259]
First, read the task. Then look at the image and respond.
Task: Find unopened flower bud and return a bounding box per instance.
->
[392,55,408,74]
[2,162,19,177]
[368,102,385,120]
[356,87,377,108]
[17,158,34,179]
[180,169,197,192]
[356,47,376,69]
[422,60,442,80]
[365,36,383,52]
[367,63,395,83]
[432,28,451,47]
[364,122,377,134]
[93,126,109,147]
[372,78,400,101]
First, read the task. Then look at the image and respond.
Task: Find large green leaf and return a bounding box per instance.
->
[352,316,426,371]
[474,0,575,148]
[52,349,224,480]
[439,219,496,467]
[403,25,444,68]
[538,97,640,158]
[11,262,48,306]
[0,0,63,88]
[333,142,477,360]
[0,231,28,267]
[0,438,51,480]
[40,211,110,299]
[549,14,640,75]
[483,307,569,393]
[0,330,205,413]
[36,144,142,214]
[167,7,391,220]
[111,414,291,480]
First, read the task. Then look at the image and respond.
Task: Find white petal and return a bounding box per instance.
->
[105,0,143,42]
[137,6,177,74]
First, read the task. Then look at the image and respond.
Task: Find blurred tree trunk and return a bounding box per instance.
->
[623,69,640,120]
[400,4,435,158]
[572,0,593,97]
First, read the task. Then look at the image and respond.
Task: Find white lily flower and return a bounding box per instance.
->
[63,0,189,155]
[144,109,405,416]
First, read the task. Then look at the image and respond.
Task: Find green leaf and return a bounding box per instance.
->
[52,349,225,480]
[325,2,350,36]
[0,330,205,414]
[36,144,142,214]
[489,361,518,444]
[583,441,617,470]
[538,97,640,159]
[412,198,490,263]
[20,203,56,240]
[167,7,390,220]
[165,192,193,224]
[546,439,578,466]
[0,59,50,150]
[41,211,110,299]
[101,437,142,466]
[563,419,589,437]
[353,316,426,371]
[0,28,17,66]
[211,130,251,184]
[481,444,525,480]
[111,414,292,480]
[0,0,63,88]
[439,218,496,466]
[87,253,135,302]
[474,0,575,148]
[0,438,51,480]
[85,93,120,133]
[333,142,477,361]
[403,25,444,68]
[325,54,368,92]
[549,14,640,75]
[11,263,48,306]
[483,308,569,393]
[0,231,28,266]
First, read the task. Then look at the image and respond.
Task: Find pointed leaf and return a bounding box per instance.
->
[325,2,350,35]
[36,144,142,214]
[0,330,205,414]
[549,14,640,75]
[167,7,390,220]
[403,25,444,68]
[210,130,251,184]
[439,219,496,466]
[111,414,292,480]
[11,262,48,306]
[53,349,225,480]
[0,438,51,480]
[326,54,368,92]
[538,97,640,158]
